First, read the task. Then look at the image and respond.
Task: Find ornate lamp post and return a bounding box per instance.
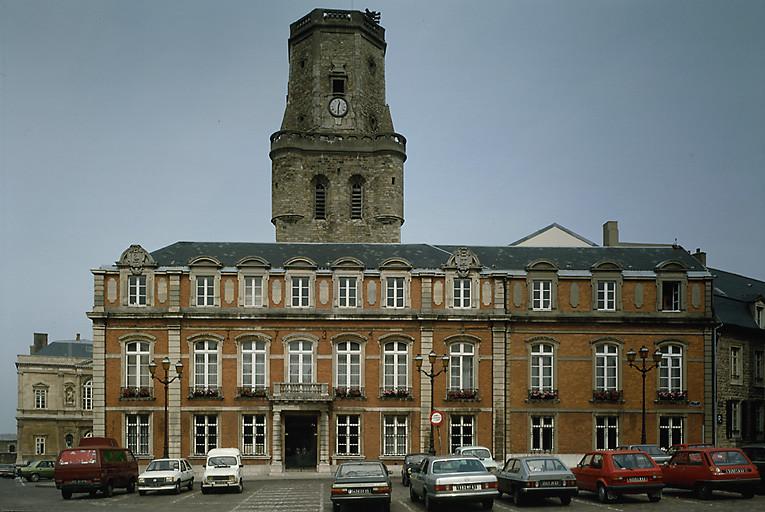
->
[415,350,449,455]
[626,346,663,444]
[149,356,184,458]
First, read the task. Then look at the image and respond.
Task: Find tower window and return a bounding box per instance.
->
[351,182,363,219]
[332,78,346,95]
[315,182,327,220]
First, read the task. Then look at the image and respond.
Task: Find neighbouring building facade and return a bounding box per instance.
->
[15,333,93,462]
[89,9,715,473]
[710,267,765,446]
[0,434,17,464]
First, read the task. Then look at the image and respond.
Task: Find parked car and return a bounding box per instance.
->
[137,458,194,495]
[402,453,428,486]
[497,455,577,506]
[0,464,17,478]
[201,448,243,494]
[20,459,56,481]
[409,455,498,510]
[662,447,759,499]
[330,461,391,512]
[741,444,765,493]
[617,445,671,465]
[54,437,138,499]
[666,443,713,457]
[572,450,664,503]
[453,446,499,473]
[15,460,31,477]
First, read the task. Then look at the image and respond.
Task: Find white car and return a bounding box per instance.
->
[453,446,499,473]
[138,458,194,495]
[201,448,243,494]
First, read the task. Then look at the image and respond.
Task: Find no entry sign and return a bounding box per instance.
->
[430,411,443,425]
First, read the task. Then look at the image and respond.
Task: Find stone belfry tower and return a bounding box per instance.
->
[270,9,406,243]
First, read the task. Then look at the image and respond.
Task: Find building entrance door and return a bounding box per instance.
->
[284,414,318,469]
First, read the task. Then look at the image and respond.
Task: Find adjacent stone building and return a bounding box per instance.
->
[15,333,93,462]
[0,434,17,464]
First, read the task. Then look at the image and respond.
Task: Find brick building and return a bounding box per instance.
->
[89,9,715,473]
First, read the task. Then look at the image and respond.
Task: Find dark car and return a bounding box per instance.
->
[497,455,577,506]
[0,464,16,478]
[402,453,428,486]
[662,447,759,499]
[331,461,391,512]
[741,445,765,493]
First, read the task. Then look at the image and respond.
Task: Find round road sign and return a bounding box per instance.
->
[430,411,443,425]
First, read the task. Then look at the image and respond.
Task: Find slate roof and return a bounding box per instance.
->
[711,267,765,330]
[34,342,93,358]
[149,242,707,273]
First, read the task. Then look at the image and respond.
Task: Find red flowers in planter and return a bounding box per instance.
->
[381,387,411,399]
[656,390,688,401]
[334,386,363,399]
[592,389,622,402]
[527,389,558,401]
[447,389,479,401]
[120,387,152,399]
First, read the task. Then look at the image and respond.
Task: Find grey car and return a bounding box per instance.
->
[497,455,577,506]
[618,445,671,465]
[331,461,391,512]
[401,453,428,486]
[409,455,498,510]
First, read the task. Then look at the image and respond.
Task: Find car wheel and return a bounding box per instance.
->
[138,490,146,496]
[597,484,610,504]
[560,495,572,506]
[188,478,194,491]
[61,489,72,500]
[89,490,97,497]
[127,479,136,493]
[332,503,340,512]
[409,486,419,502]
[648,490,661,502]
[104,482,114,498]
[175,480,181,494]
[30,473,39,482]
[513,487,524,506]
[696,483,712,500]
[742,490,755,499]
[382,502,391,512]
[201,487,209,495]
[424,492,435,512]
[481,499,493,510]
[237,479,243,493]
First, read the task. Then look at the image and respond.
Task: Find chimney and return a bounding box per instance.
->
[603,221,619,247]
[692,248,707,266]
[76,333,81,341]
[30,333,48,355]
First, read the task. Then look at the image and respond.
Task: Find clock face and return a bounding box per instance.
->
[328,97,348,117]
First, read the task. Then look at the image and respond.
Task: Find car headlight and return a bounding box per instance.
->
[138,478,145,484]
[229,475,237,482]
[206,476,214,483]
[166,477,174,483]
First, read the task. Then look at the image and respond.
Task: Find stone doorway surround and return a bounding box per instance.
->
[270,403,331,474]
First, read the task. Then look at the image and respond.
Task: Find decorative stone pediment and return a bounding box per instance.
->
[526,259,558,272]
[379,257,412,271]
[591,260,623,272]
[236,256,271,269]
[655,260,688,272]
[284,256,317,270]
[188,255,222,268]
[117,245,156,275]
[443,247,481,277]
[330,257,365,270]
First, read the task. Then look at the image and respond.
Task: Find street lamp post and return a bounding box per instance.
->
[149,356,184,459]
[415,350,449,455]
[626,346,663,444]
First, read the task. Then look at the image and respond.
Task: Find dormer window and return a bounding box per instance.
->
[756,303,765,329]
[128,275,147,306]
[661,281,681,312]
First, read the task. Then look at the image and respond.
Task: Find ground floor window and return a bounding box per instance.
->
[195,414,218,456]
[450,414,475,452]
[595,416,618,450]
[336,415,360,456]
[531,416,554,452]
[126,414,150,456]
[659,416,684,449]
[242,414,266,456]
[34,436,46,455]
[382,415,407,456]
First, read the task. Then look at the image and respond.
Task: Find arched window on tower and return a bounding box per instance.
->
[315,180,327,220]
[350,176,363,219]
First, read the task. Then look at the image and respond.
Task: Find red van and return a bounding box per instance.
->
[54,437,138,499]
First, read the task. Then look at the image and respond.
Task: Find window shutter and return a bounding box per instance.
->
[742,400,752,441]
[726,400,733,439]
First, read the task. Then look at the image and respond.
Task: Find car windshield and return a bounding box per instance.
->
[636,445,665,456]
[57,450,97,465]
[526,458,567,472]
[710,450,749,466]
[433,459,486,474]
[406,455,426,466]
[147,460,180,471]
[612,453,654,469]
[337,463,385,477]
[462,449,492,459]
[208,456,237,467]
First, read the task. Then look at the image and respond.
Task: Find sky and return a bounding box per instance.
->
[1,0,763,433]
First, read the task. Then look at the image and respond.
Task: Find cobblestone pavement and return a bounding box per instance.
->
[1,476,763,512]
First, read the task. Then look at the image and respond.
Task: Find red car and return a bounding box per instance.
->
[572,450,664,503]
[661,447,759,499]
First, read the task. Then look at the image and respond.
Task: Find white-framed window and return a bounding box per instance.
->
[241,340,267,388]
[595,344,619,391]
[291,277,310,307]
[449,342,475,391]
[125,341,151,388]
[242,414,266,456]
[661,281,681,311]
[531,416,554,452]
[82,379,93,410]
[386,277,405,308]
[35,436,46,455]
[196,276,215,306]
[383,415,408,456]
[243,276,264,307]
[450,414,475,452]
[194,414,218,455]
[34,387,47,409]
[194,340,218,389]
[659,344,683,392]
[659,416,684,449]
[531,343,554,391]
[729,401,741,439]
[756,351,765,384]
[338,277,358,308]
[128,275,147,306]
[596,280,617,311]
[336,414,360,456]
[595,416,619,450]
[453,278,471,308]
[287,340,313,384]
[730,346,742,382]
[126,414,150,456]
[336,341,361,389]
[756,304,765,329]
[383,341,408,390]
[532,280,552,311]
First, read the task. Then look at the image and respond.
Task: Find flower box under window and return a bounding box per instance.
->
[446,388,479,401]
[188,386,222,399]
[592,389,623,402]
[334,386,364,399]
[237,386,269,399]
[656,390,688,402]
[120,386,154,400]
[527,389,559,401]
[380,387,413,400]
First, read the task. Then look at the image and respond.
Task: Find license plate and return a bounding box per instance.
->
[724,468,746,473]
[628,477,647,482]
[541,480,562,486]
[453,484,481,491]
[72,480,88,485]
[348,488,370,494]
